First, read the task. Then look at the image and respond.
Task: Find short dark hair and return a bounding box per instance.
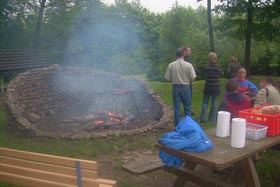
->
[226,79,238,92]
[176,48,185,58]
[262,77,274,86]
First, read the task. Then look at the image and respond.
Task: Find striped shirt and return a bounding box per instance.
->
[203,63,224,96]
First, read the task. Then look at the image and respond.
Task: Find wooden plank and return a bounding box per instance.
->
[0,63,51,69]
[0,58,48,64]
[0,171,76,187]
[0,147,117,187]
[122,155,164,174]
[0,48,37,52]
[97,178,117,186]
[0,156,98,179]
[0,163,101,187]
[0,65,50,72]
[0,147,97,170]
[0,163,77,185]
[0,49,52,72]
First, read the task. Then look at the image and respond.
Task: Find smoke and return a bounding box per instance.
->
[64,9,142,75]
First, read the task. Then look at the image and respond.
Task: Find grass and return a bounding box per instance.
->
[0,76,279,187]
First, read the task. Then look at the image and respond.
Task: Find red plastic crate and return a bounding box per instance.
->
[239,105,280,136]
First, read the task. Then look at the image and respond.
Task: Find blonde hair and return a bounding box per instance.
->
[208,52,217,64]
[230,56,238,63]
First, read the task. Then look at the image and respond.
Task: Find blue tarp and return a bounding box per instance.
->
[159,116,214,167]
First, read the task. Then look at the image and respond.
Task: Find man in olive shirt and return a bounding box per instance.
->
[165,48,196,126]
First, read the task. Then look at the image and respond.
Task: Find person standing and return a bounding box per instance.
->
[184,46,196,116]
[199,52,224,123]
[165,48,196,126]
[184,47,192,63]
[227,56,240,79]
[254,77,280,107]
[184,46,198,74]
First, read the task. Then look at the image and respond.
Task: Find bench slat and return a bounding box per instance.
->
[0,156,98,179]
[0,163,101,187]
[0,147,97,170]
[97,178,118,186]
[0,171,77,187]
[0,147,117,187]
[0,49,52,72]
[0,61,47,65]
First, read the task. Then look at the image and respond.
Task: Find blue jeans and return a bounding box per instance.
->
[200,95,218,121]
[172,85,192,126]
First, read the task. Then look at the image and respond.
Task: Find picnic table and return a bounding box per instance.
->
[155,128,280,187]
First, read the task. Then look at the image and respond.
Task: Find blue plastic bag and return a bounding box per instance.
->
[159,116,214,167]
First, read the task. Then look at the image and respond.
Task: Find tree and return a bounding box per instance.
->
[33,0,46,48]
[198,0,215,52]
[215,0,277,74]
[0,0,39,48]
[244,0,253,73]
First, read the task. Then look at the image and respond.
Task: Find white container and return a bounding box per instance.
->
[246,123,268,140]
[216,111,231,137]
[231,118,246,148]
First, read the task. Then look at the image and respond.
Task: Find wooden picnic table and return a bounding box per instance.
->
[155,128,280,187]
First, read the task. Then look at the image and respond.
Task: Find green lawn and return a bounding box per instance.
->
[0,77,279,187]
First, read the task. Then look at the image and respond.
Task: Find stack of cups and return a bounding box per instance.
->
[216,111,231,138]
[231,118,246,148]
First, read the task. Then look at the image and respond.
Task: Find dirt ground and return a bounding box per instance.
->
[1,94,277,187]
[96,135,245,187]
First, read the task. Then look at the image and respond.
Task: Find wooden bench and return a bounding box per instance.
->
[0,147,117,187]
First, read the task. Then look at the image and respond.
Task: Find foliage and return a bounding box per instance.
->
[0,78,279,186]
[0,0,37,48]
[214,0,280,72]
[0,77,280,187]
[255,149,280,187]
[0,0,279,79]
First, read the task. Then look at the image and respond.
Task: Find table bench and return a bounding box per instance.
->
[155,128,280,187]
[0,147,117,187]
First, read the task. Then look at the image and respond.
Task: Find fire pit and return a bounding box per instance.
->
[6,65,172,139]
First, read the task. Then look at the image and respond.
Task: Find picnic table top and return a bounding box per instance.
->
[155,128,280,169]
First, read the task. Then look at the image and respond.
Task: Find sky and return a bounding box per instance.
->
[102,0,221,13]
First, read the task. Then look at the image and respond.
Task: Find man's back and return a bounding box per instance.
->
[165,59,196,85]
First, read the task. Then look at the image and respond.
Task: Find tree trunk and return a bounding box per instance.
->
[244,0,253,75]
[207,0,215,52]
[33,0,46,49]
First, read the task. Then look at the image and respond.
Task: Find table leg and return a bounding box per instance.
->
[173,161,196,187]
[240,157,261,187]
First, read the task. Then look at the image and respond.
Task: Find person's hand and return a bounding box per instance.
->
[242,92,256,101]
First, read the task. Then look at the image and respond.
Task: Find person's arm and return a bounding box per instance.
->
[248,81,259,93]
[189,64,196,83]
[164,65,171,82]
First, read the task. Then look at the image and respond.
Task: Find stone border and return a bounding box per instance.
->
[6,65,173,139]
